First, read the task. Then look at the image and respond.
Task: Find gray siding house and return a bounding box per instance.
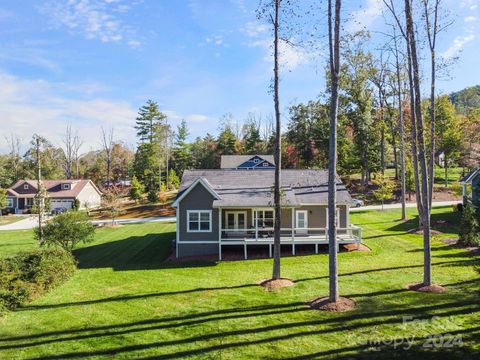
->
[5,179,102,214]
[172,169,361,259]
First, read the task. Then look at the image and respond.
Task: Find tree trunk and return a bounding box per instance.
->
[272,0,282,280]
[405,0,432,286]
[394,35,407,221]
[445,156,448,188]
[328,0,341,303]
[36,137,44,244]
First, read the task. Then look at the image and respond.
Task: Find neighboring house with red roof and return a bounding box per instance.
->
[5,179,102,214]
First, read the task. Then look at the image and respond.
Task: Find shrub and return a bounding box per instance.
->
[147,188,159,203]
[35,212,96,252]
[168,169,180,190]
[73,198,80,211]
[458,204,480,247]
[129,176,144,202]
[0,248,76,313]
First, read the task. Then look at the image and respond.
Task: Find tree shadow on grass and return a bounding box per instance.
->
[8,300,479,359]
[385,211,460,234]
[73,231,217,271]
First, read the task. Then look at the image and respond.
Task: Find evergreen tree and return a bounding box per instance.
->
[129,176,145,202]
[168,169,180,189]
[173,120,191,177]
[243,117,263,154]
[135,100,167,143]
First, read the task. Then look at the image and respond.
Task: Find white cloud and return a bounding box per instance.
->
[347,0,383,33]
[442,34,475,58]
[186,114,209,122]
[464,16,477,23]
[0,72,137,152]
[39,0,141,48]
[248,38,309,71]
[241,21,268,37]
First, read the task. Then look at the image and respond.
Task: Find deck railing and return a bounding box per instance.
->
[220,225,361,243]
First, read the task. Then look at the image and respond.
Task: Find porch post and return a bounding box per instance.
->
[218,208,222,261]
[291,208,295,255]
[255,209,258,241]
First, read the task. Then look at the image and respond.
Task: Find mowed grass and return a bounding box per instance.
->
[0,209,479,359]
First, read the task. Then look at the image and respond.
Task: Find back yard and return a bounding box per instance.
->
[0,207,479,359]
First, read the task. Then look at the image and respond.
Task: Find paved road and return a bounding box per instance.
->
[0,216,176,231]
[350,200,459,212]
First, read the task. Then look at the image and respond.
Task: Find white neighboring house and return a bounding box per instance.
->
[4,179,102,214]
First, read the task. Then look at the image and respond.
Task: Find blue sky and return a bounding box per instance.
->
[0,0,479,153]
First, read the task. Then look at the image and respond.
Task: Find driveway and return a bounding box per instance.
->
[0,216,41,231]
[0,215,177,231]
[350,200,459,212]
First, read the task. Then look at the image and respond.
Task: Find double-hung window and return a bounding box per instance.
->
[254,209,274,228]
[6,198,13,208]
[187,210,212,232]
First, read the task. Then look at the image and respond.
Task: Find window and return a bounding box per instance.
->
[24,184,29,190]
[26,198,33,207]
[187,210,211,232]
[6,198,13,208]
[262,162,270,167]
[254,209,274,228]
[62,184,70,190]
[254,158,260,163]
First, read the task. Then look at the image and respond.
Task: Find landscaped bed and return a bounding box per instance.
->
[0,207,478,359]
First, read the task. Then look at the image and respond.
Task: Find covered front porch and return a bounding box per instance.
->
[217,207,361,260]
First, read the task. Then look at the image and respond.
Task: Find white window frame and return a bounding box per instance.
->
[6,198,13,208]
[253,158,260,163]
[26,198,33,207]
[187,210,212,233]
[262,162,270,167]
[225,211,247,230]
[24,184,29,190]
[252,208,275,228]
[62,183,71,190]
[325,207,341,228]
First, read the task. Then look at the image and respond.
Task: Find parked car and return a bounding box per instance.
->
[352,199,364,208]
[51,207,68,215]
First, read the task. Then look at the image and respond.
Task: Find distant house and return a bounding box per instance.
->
[172,169,361,259]
[5,179,102,214]
[220,155,275,169]
[460,169,480,205]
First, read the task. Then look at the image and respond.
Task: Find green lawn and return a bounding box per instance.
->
[382,167,465,185]
[0,209,479,359]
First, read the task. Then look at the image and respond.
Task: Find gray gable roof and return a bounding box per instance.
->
[220,155,275,169]
[178,169,352,207]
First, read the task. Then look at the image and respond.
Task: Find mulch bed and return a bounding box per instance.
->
[260,278,295,290]
[309,297,357,312]
[408,228,443,235]
[406,283,446,293]
[439,238,479,254]
[343,243,371,252]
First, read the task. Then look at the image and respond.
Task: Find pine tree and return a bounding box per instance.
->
[129,176,145,202]
[173,120,191,177]
[135,100,167,144]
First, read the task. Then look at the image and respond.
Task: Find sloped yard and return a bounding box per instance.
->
[0,208,479,359]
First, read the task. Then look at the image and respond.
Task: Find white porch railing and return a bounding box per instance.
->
[220,225,361,243]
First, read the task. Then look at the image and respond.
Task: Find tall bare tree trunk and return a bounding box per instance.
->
[36,136,44,244]
[405,0,432,286]
[393,32,407,220]
[328,0,341,303]
[272,0,282,280]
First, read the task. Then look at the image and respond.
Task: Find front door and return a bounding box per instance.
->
[226,211,247,231]
[295,210,308,235]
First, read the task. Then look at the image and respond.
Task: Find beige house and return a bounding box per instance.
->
[5,179,102,214]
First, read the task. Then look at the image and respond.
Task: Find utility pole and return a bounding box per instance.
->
[36,136,44,244]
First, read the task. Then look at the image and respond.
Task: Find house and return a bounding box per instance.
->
[172,169,361,260]
[5,179,102,214]
[220,155,275,169]
[460,169,480,205]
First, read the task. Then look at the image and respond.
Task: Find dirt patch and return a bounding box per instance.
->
[440,237,459,246]
[343,243,371,252]
[260,278,295,290]
[408,228,443,235]
[309,297,356,312]
[406,283,446,293]
[102,224,124,228]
